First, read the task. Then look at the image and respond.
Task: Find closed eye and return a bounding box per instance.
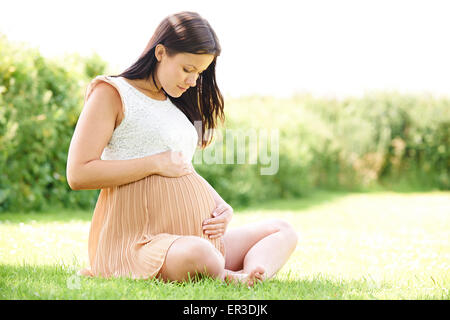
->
[183,68,203,75]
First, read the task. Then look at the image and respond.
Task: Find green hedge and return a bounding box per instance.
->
[195,93,449,207]
[0,34,448,213]
[0,34,105,213]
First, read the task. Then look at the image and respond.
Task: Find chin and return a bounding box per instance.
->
[167,88,182,97]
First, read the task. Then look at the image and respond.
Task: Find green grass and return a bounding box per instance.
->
[0,190,449,299]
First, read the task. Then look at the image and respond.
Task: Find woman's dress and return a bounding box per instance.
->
[78,75,225,279]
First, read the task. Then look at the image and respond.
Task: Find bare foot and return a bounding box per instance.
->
[223,266,265,287]
[77,268,93,277]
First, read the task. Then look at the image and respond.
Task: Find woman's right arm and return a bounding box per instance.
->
[67,81,193,190]
[66,81,162,190]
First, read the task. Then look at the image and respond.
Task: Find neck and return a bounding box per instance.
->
[136,79,162,94]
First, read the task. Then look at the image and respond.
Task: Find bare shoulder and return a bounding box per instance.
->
[87,80,124,128]
[88,80,122,111]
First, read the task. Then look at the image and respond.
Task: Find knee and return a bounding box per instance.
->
[272,219,299,248]
[185,237,225,277]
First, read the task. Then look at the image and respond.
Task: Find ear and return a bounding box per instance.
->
[155,44,165,62]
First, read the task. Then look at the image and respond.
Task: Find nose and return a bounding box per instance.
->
[185,80,195,88]
[185,74,198,87]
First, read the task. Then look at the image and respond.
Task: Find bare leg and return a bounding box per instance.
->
[156,236,226,283]
[156,236,264,287]
[223,219,298,282]
[242,228,297,280]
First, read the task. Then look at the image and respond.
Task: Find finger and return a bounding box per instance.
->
[209,232,224,239]
[203,222,224,229]
[204,228,224,235]
[213,211,230,221]
[203,224,225,233]
[206,229,223,237]
[203,217,224,225]
[214,207,233,218]
[205,230,222,237]
[212,206,227,217]
[212,211,222,217]
[205,229,224,237]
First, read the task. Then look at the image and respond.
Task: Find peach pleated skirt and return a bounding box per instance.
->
[78,171,226,280]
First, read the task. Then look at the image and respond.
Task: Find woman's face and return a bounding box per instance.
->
[155,44,215,97]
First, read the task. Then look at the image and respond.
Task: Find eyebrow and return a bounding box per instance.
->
[186,64,206,72]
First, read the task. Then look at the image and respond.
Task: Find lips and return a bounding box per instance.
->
[178,85,187,91]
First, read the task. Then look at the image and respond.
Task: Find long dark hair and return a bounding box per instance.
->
[110,11,224,149]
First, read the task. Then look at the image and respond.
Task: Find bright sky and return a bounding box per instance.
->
[1,0,449,99]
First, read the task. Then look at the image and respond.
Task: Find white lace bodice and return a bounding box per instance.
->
[88,75,199,162]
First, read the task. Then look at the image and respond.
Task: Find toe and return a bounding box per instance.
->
[256,266,265,274]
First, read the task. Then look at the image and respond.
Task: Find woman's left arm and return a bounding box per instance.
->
[191,167,234,239]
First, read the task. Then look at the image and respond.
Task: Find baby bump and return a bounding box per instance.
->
[144,172,216,238]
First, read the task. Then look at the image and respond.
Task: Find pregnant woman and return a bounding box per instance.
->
[66,11,298,287]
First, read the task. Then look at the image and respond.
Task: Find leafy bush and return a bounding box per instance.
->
[194,92,449,207]
[0,34,448,213]
[0,34,107,212]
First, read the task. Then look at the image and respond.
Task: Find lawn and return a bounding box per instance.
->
[0,190,448,299]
